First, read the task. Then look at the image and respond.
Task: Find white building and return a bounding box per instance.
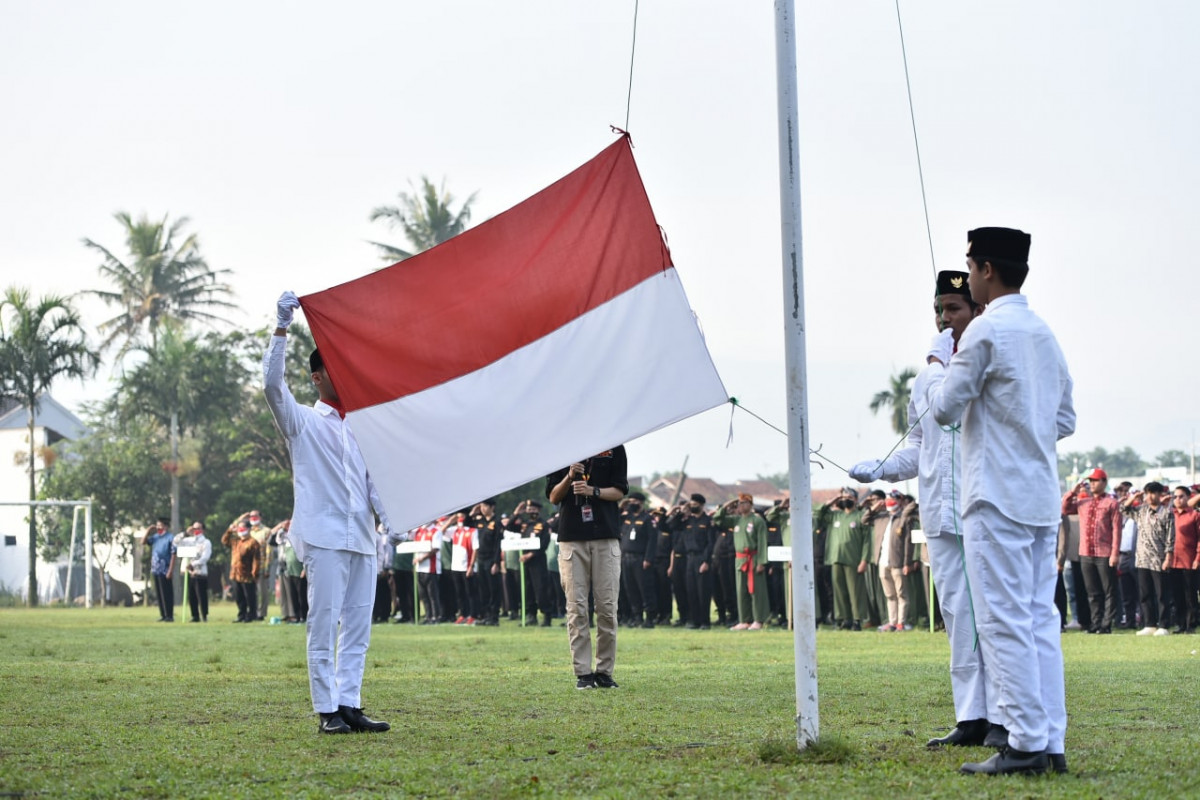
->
[0,394,87,599]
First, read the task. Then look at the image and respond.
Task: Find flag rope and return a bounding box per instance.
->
[895,0,937,281]
[624,0,640,131]
[725,397,919,475]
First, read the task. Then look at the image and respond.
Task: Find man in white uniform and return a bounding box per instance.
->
[926,228,1075,775]
[265,291,399,735]
[851,270,1005,748]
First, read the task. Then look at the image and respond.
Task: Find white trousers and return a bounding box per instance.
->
[303,546,376,714]
[963,505,1065,753]
[926,532,997,724]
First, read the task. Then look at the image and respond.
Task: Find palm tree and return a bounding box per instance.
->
[0,287,99,606]
[83,212,235,359]
[368,177,478,262]
[869,368,918,437]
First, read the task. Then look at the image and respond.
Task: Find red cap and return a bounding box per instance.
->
[1087,468,1108,481]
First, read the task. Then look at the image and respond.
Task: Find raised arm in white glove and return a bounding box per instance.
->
[926,328,954,366]
[276,291,301,330]
[849,459,883,483]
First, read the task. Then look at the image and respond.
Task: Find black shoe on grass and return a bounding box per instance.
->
[593,672,619,689]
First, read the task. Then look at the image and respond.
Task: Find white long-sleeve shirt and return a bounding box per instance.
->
[263,335,392,557]
[176,533,212,576]
[927,294,1075,526]
[876,362,963,538]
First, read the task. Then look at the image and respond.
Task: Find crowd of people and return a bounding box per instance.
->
[364,491,799,633]
[1059,470,1200,636]
[142,510,306,624]
[142,471,1200,642]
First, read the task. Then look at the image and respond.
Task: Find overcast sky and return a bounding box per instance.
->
[3,1,1198,487]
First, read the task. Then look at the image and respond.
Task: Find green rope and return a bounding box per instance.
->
[944,421,980,651]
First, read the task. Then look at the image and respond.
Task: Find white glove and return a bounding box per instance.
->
[927,328,954,366]
[849,459,883,483]
[276,291,300,330]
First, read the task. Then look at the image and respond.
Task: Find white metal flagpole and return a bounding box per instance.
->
[774,0,819,747]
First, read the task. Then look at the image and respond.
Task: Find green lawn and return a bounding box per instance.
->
[1,606,1196,798]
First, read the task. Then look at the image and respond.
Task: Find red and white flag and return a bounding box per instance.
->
[300,135,726,532]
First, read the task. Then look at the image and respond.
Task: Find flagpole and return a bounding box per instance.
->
[774,0,819,747]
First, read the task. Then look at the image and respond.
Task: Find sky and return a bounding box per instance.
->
[2,1,1199,489]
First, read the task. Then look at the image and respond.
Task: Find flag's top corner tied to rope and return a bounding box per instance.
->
[299,135,728,533]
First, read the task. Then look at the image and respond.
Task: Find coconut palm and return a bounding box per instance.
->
[869,368,918,437]
[83,212,235,359]
[0,287,99,606]
[368,177,478,262]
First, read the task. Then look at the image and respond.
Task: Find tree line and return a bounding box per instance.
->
[0,180,476,605]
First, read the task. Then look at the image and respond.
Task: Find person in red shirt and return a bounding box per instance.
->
[1061,468,1123,633]
[1169,486,1200,633]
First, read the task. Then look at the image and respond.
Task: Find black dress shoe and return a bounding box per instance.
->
[1048,753,1068,774]
[983,723,1009,749]
[318,712,352,734]
[337,705,390,733]
[960,746,1049,775]
[926,718,988,748]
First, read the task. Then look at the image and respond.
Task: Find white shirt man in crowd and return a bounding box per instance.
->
[926,228,1075,776]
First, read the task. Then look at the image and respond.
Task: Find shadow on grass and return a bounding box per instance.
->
[757,734,856,766]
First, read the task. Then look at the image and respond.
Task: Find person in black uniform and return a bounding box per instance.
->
[651,507,675,625]
[619,491,658,628]
[667,507,691,626]
[664,494,716,629]
[711,505,737,626]
[469,498,503,626]
[506,500,553,626]
[547,447,629,689]
[765,499,788,627]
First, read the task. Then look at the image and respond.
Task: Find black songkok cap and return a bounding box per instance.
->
[628,491,646,502]
[689,493,706,505]
[935,270,971,297]
[967,227,1031,263]
[309,348,324,373]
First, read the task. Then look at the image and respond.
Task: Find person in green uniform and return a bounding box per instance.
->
[714,493,770,630]
[818,487,871,630]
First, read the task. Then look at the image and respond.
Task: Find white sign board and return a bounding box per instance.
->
[175,543,199,559]
[396,540,434,554]
[910,529,926,544]
[767,546,792,563]
[501,537,542,552]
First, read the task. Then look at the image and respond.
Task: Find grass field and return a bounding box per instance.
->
[1,605,1197,799]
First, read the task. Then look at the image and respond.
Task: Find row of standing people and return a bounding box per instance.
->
[142,511,309,624]
[371,491,801,631]
[1058,471,1200,636]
